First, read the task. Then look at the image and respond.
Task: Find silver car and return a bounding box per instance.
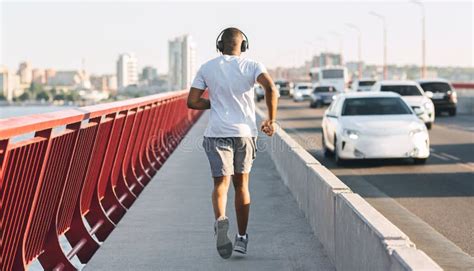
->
[310,85,338,108]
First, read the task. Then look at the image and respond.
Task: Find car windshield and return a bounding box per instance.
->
[314,86,336,93]
[359,80,376,86]
[297,85,310,90]
[380,85,422,96]
[341,97,412,116]
[322,69,344,79]
[419,82,452,93]
[276,81,290,87]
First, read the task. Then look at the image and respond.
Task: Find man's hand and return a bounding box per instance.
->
[260,120,277,136]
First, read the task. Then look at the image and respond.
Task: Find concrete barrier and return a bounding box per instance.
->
[256,107,442,270]
[457,90,474,115]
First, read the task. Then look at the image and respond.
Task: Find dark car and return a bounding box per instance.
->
[275,80,294,97]
[309,86,338,108]
[417,79,457,116]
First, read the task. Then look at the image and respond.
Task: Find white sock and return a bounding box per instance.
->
[237,233,247,239]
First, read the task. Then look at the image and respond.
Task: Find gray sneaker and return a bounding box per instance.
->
[233,234,248,254]
[214,217,233,259]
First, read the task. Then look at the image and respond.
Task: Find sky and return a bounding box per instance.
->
[0,0,472,75]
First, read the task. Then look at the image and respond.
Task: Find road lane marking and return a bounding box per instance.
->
[431,153,450,161]
[439,152,461,161]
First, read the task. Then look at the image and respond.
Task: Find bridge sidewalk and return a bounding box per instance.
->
[85,112,334,270]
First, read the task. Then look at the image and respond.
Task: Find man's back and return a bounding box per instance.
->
[192,55,266,137]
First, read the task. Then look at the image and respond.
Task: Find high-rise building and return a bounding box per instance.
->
[0,67,11,100]
[0,66,22,101]
[117,53,138,90]
[17,61,33,84]
[168,35,196,91]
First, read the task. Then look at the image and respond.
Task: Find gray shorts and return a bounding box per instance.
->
[202,137,257,177]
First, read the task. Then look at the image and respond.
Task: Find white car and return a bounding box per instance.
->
[351,78,376,92]
[322,92,430,165]
[371,80,435,129]
[293,83,314,102]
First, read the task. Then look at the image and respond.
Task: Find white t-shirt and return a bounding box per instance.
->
[191,55,267,137]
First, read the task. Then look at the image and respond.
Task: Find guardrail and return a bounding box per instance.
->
[452,83,474,115]
[452,82,474,89]
[0,90,202,270]
[255,107,442,271]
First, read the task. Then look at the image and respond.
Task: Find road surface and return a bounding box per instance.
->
[259,98,474,270]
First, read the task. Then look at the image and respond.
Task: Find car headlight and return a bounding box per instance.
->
[423,102,434,110]
[409,127,426,136]
[343,129,359,140]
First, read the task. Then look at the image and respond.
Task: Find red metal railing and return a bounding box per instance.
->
[452,82,474,90]
[0,90,202,270]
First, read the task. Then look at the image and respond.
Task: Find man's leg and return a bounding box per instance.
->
[233,173,250,235]
[212,176,231,219]
[212,175,233,259]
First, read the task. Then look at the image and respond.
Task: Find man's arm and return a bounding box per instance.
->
[257,72,278,135]
[257,73,278,121]
[187,87,210,110]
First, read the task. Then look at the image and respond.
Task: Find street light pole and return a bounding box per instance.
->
[369,11,388,79]
[346,23,362,79]
[412,0,426,78]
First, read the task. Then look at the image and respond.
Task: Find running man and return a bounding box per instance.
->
[187,27,278,259]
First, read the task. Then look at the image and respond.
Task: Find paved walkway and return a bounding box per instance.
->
[85,112,334,270]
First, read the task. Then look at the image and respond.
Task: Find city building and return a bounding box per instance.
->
[168,35,196,91]
[90,75,108,91]
[106,75,118,93]
[117,53,138,90]
[141,66,158,83]
[45,68,56,85]
[32,68,46,84]
[47,70,90,92]
[312,52,343,68]
[0,66,22,101]
[90,74,117,93]
[17,61,33,85]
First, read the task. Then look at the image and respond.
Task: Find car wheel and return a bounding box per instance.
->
[322,134,332,157]
[413,158,427,164]
[426,122,432,130]
[334,137,345,166]
[449,108,457,116]
[310,102,316,108]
